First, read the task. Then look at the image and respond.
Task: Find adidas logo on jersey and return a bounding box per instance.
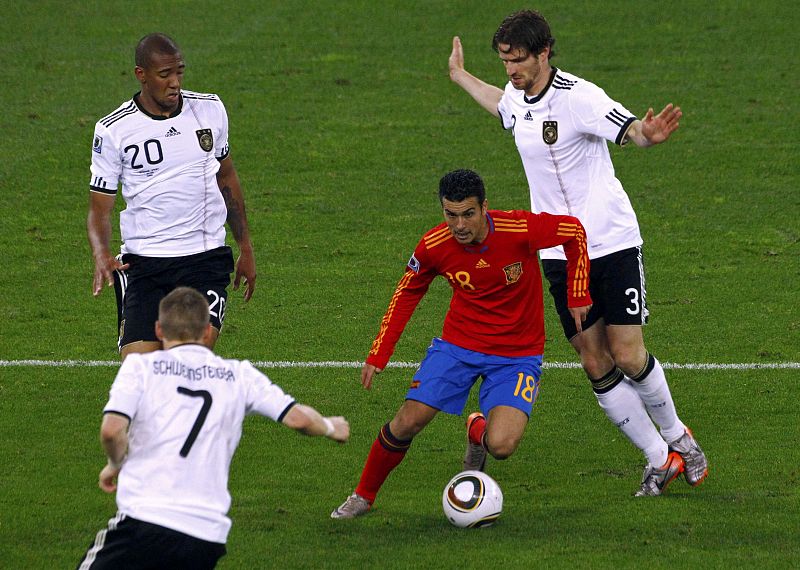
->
[524,111,534,121]
[475,259,490,269]
[165,126,181,137]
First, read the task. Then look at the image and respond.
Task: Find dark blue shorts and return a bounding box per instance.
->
[407,338,543,417]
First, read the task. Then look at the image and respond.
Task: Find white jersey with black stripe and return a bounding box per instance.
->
[103,344,296,543]
[89,90,231,257]
[498,68,643,260]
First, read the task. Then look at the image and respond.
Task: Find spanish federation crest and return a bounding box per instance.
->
[196,128,214,152]
[542,121,558,145]
[503,262,523,285]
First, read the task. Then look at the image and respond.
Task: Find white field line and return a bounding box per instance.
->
[1,359,798,370]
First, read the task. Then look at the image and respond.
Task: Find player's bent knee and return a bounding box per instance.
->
[485,435,520,460]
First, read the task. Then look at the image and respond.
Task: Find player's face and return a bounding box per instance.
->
[497,43,550,96]
[135,52,185,116]
[442,197,488,245]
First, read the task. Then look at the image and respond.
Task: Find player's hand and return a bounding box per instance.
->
[233,247,256,302]
[449,36,465,80]
[98,463,121,493]
[569,304,592,334]
[92,254,129,297]
[640,103,682,145]
[361,363,382,390]
[325,416,350,443]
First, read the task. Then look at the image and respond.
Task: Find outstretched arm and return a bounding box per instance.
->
[282,403,350,443]
[217,156,256,301]
[449,36,503,118]
[624,103,682,147]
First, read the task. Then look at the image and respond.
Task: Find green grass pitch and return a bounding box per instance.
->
[1,1,798,568]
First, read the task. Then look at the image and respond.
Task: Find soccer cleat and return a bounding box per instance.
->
[634,451,685,497]
[669,428,708,487]
[463,412,487,472]
[330,493,371,519]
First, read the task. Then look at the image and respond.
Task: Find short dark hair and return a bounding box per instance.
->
[492,10,556,59]
[158,287,209,341]
[135,33,181,69]
[438,169,486,204]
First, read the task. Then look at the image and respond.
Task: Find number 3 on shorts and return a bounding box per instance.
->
[513,372,539,404]
[625,287,640,316]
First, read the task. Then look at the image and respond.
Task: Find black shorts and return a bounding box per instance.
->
[542,246,649,340]
[76,513,226,570]
[113,246,234,350]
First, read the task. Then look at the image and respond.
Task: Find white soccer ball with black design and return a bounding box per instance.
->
[442,470,503,528]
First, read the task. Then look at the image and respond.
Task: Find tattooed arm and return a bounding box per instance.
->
[217,156,256,301]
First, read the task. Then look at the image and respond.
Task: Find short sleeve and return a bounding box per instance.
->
[497,83,515,130]
[104,354,145,418]
[568,81,636,146]
[89,122,121,194]
[240,361,295,420]
[214,98,230,161]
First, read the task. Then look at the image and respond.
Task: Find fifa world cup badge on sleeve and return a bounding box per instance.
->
[196,129,214,152]
[93,135,103,154]
[542,121,558,145]
[407,254,420,273]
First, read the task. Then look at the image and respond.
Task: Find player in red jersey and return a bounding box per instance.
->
[331,169,592,519]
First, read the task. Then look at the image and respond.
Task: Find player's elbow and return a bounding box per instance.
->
[281,404,316,434]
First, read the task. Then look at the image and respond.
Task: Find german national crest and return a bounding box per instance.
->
[542,121,558,145]
[503,262,523,285]
[196,129,214,152]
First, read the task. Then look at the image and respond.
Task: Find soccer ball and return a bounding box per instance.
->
[442,470,503,528]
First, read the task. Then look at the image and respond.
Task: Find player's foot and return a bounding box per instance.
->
[330,493,371,519]
[669,428,708,486]
[634,451,684,497]
[463,412,487,471]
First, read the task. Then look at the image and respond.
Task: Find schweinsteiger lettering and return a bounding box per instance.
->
[153,360,235,382]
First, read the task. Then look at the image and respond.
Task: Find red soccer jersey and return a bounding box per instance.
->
[367,210,590,369]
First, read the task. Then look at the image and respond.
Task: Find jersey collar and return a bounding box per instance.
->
[133,91,184,120]
[523,67,558,105]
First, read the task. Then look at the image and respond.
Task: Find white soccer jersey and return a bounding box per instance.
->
[103,345,295,543]
[498,68,643,260]
[90,90,231,257]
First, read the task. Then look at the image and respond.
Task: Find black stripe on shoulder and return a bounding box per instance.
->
[100,102,137,127]
[182,91,220,101]
[552,74,577,90]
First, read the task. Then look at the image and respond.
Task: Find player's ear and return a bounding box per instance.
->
[155,321,164,341]
[202,323,213,344]
[134,66,146,83]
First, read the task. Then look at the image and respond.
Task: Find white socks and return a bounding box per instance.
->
[595,379,667,467]
[629,355,685,444]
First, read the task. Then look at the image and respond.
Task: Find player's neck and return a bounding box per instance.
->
[163,340,206,350]
[525,65,554,99]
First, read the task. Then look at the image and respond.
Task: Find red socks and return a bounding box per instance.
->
[355,423,412,504]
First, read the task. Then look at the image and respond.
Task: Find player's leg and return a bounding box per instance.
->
[333,339,475,518]
[332,400,438,519]
[603,248,707,486]
[467,354,541,469]
[545,256,680,494]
